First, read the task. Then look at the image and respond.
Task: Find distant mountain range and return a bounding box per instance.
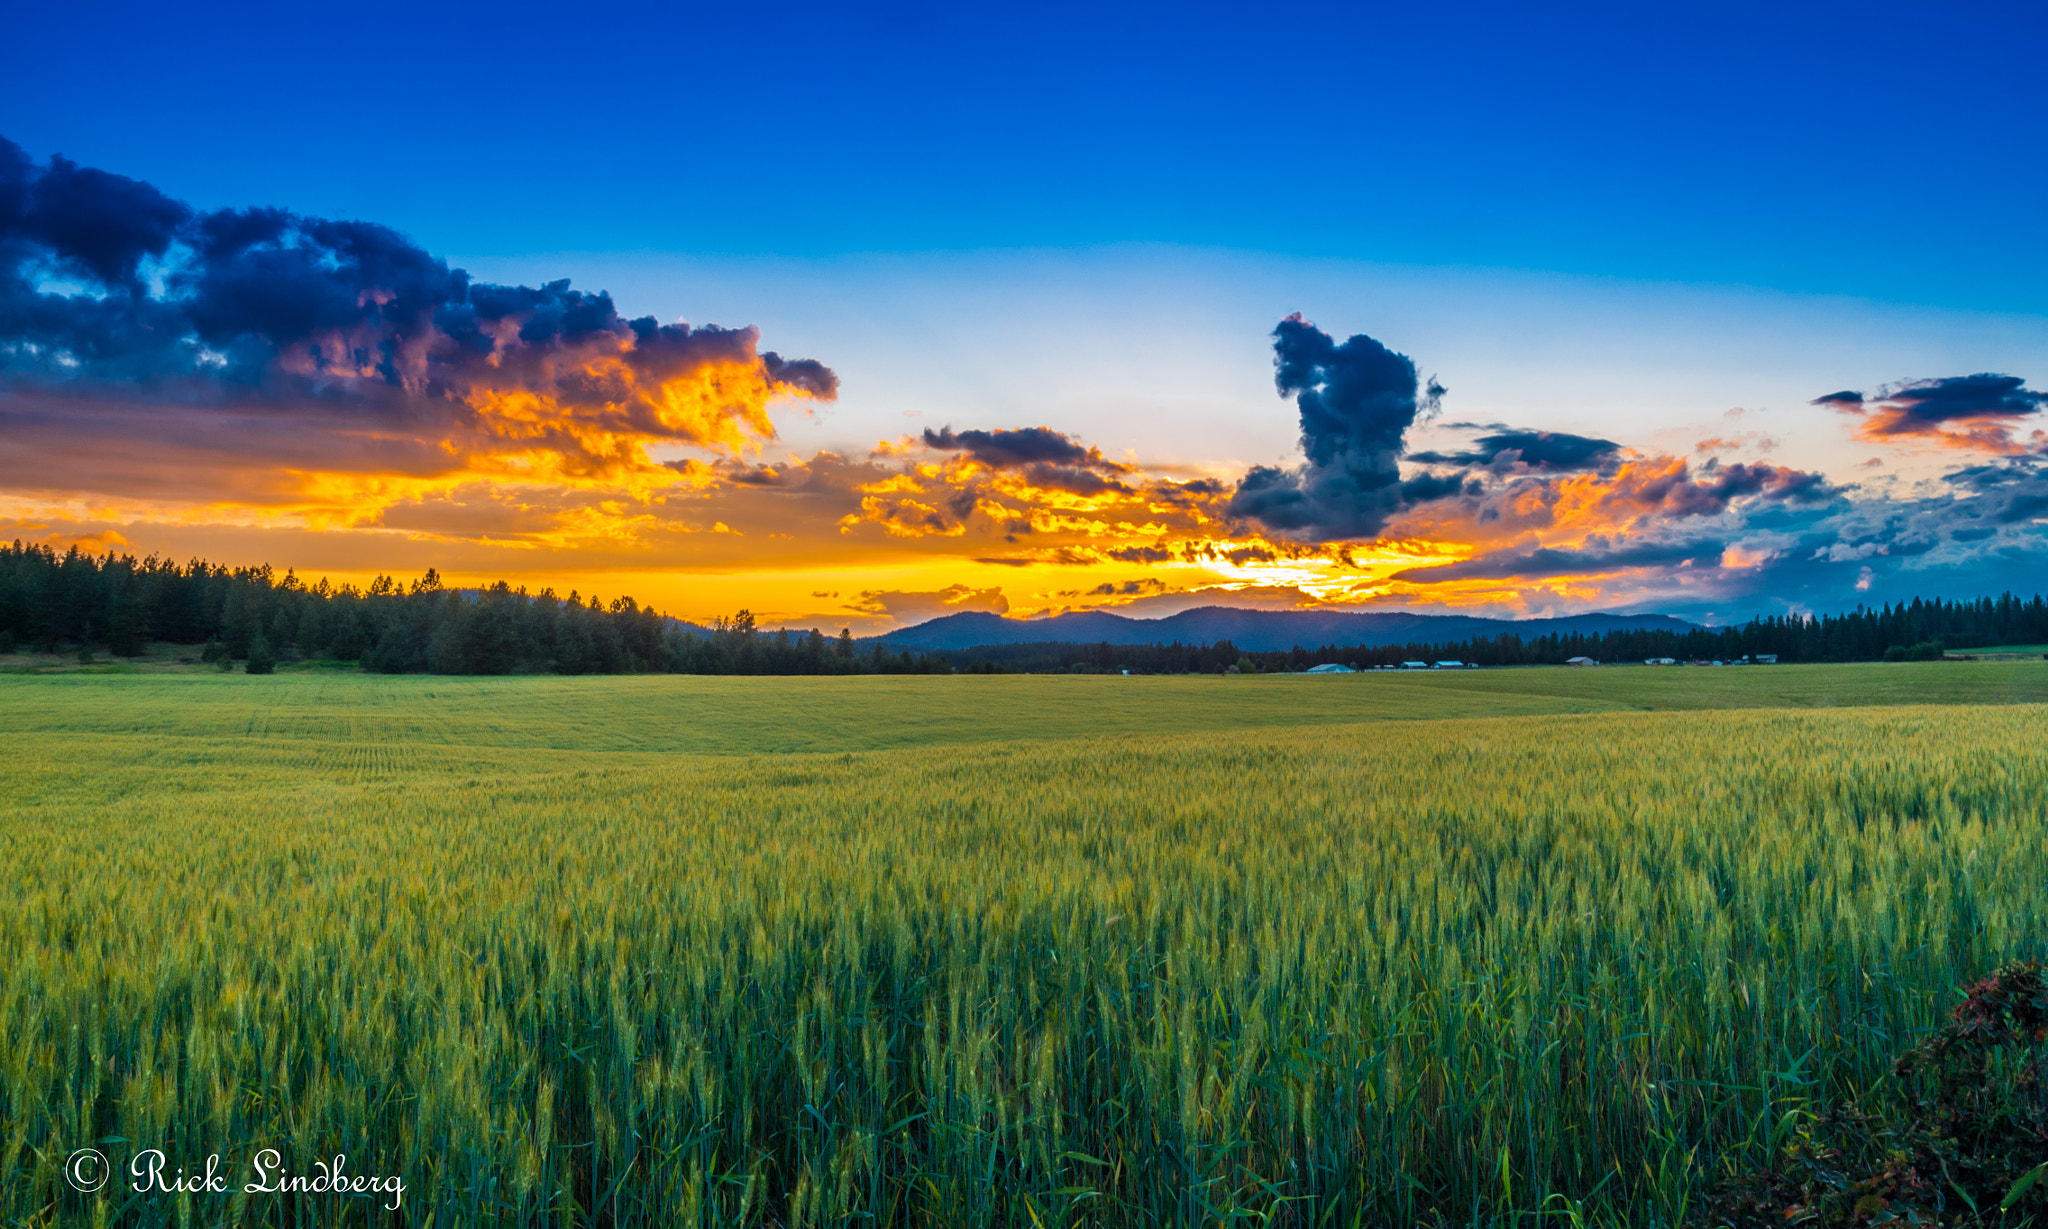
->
[871,606,1701,654]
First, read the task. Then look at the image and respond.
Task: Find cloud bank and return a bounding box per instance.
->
[2,132,2044,628]
[0,134,835,495]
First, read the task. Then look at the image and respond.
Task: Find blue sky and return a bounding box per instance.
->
[7,0,2042,312]
[2,0,2045,626]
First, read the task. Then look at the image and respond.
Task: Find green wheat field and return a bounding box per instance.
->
[5,662,2047,1226]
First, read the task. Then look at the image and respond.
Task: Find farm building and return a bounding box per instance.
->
[1433,660,1464,669]
[1645,657,1678,665]
[1400,660,1430,669]
[1304,663,1354,674]
[1566,656,1599,667]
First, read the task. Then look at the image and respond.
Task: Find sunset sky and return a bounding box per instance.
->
[4,0,2044,632]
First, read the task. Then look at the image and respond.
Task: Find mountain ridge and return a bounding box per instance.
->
[870,605,1702,654]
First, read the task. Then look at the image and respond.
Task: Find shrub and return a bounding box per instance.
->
[1697,962,2048,1228]
[1883,642,1948,662]
[244,634,276,675]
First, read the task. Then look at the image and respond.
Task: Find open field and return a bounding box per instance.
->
[3,666,2047,1225]
[4,659,2046,756]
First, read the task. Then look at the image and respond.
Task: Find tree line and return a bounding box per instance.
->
[3,542,2043,675]
[0,543,946,675]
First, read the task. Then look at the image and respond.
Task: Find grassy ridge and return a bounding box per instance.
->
[2,669,2046,1225]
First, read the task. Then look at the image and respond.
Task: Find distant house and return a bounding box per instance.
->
[1566,656,1599,667]
[1400,660,1430,669]
[1754,654,1778,664]
[1433,660,1464,669]
[1304,663,1354,674]
[1645,657,1677,665]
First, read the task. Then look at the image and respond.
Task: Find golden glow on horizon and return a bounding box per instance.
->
[0,368,1907,630]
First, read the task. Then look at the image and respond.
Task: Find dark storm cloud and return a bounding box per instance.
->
[1105,545,1175,563]
[1945,457,2048,524]
[1225,314,1447,542]
[1408,428,1623,472]
[1087,579,1169,597]
[1631,459,1839,515]
[0,147,191,292]
[921,425,1134,496]
[0,134,835,414]
[1396,470,1478,501]
[1813,373,2045,450]
[1868,374,2044,427]
[921,426,1116,470]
